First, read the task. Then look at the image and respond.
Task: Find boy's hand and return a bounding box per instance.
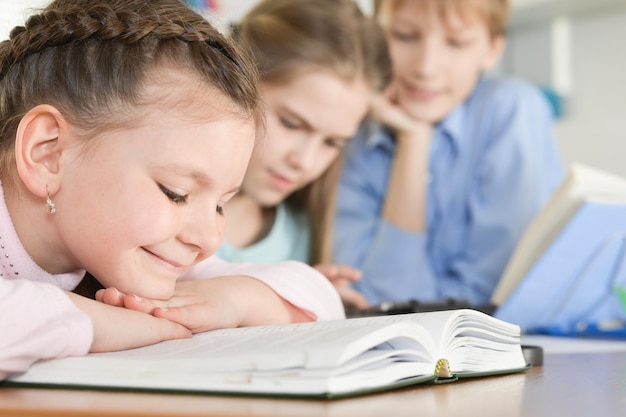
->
[96,276,312,333]
[314,264,369,310]
[66,291,191,353]
[369,83,431,138]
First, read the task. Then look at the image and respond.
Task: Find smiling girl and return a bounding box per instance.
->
[0,0,343,379]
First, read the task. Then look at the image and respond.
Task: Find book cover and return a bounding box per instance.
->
[491,163,626,306]
[495,200,626,332]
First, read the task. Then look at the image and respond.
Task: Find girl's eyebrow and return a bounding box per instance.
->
[156,164,239,193]
[278,105,312,131]
[157,164,214,185]
[279,105,355,142]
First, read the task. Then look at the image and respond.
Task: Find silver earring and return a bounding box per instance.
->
[45,186,56,214]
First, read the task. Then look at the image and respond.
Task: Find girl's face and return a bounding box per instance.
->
[241,71,369,206]
[54,85,255,299]
[386,1,504,123]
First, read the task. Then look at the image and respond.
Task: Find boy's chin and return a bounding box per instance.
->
[400,100,448,125]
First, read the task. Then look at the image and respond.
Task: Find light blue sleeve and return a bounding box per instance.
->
[333,131,439,303]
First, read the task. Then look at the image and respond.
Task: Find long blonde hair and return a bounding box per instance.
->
[234,0,391,264]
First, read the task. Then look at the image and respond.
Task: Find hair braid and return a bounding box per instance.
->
[0,0,261,177]
[0,3,238,79]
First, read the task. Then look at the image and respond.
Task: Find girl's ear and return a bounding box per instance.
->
[15,105,68,198]
[482,35,506,71]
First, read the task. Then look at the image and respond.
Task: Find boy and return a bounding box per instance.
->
[332,0,564,307]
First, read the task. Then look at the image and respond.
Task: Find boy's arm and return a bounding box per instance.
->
[369,92,433,232]
[333,141,440,303]
[333,90,439,304]
[333,145,437,304]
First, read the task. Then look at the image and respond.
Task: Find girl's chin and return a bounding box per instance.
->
[254,190,288,208]
[122,282,175,300]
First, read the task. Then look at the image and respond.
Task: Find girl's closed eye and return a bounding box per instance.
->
[279,116,302,131]
[159,184,188,204]
[447,37,471,48]
[390,29,419,43]
[324,137,348,149]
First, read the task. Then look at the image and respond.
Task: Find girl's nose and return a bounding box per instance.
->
[178,208,224,256]
[287,136,320,172]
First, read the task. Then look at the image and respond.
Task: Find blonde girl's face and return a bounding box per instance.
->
[241,71,370,206]
[386,1,504,123]
[54,82,255,300]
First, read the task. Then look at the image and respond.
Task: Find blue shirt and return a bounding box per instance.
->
[216,203,311,263]
[333,77,565,305]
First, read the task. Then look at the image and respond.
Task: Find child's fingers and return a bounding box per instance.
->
[340,288,369,310]
[153,304,225,333]
[154,317,192,340]
[333,265,362,282]
[313,264,338,279]
[152,306,188,327]
[122,294,162,314]
[314,264,362,282]
[95,287,125,306]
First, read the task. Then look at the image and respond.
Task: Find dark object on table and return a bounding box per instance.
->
[346,298,497,318]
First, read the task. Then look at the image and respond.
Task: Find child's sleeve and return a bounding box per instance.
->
[0,279,93,380]
[332,132,433,303]
[181,257,346,321]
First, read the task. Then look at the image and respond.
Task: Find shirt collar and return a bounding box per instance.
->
[437,102,466,154]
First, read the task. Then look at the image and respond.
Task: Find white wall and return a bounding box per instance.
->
[2,0,374,37]
[503,0,626,177]
[0,1,48,40]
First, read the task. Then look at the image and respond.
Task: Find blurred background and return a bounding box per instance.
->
[2,0,626,177]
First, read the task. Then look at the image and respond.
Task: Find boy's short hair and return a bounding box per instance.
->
[374,0,510,38]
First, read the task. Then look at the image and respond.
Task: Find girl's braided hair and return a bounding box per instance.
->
[0,0,261,175]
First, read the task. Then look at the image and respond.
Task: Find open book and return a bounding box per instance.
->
[4,309,528,399]
[493,164,626,331]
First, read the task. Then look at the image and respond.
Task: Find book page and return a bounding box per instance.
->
[20,314,444,376]
[416,310,526,373]
[9,310,526,396]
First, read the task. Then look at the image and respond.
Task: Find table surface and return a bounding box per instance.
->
[2,347,626,417]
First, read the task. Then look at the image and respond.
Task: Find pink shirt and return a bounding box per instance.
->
[0,185,344,380]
